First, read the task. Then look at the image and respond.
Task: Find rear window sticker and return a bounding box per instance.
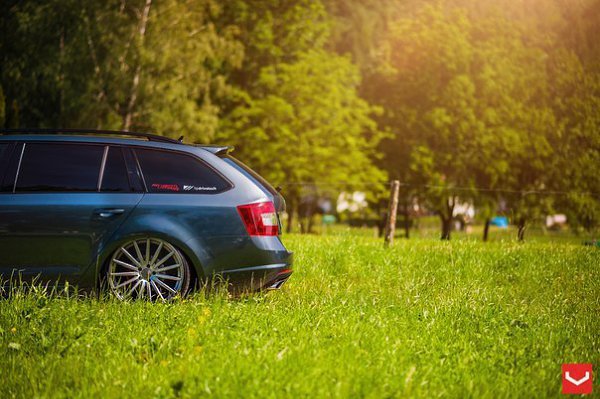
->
[151,183,180,192]
[183,185,217,191]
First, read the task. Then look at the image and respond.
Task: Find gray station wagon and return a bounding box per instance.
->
[0,129,293,299]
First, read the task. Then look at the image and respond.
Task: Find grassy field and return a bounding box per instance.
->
[1,234,598,398]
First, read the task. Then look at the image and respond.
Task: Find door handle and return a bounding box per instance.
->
[94,208,125,218]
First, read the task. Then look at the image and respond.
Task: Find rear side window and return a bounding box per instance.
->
[135,148,230,193]
[101,147,132,192]
[16,143,104,192]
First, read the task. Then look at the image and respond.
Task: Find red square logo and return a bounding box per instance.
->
[562,364,593,395]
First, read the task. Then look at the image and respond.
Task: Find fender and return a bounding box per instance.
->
[92,213,212,287]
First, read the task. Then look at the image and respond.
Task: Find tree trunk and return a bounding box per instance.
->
[440,216,452,240]
[377,211,386,238]
[58,27,65,126]
[8,100,19,128]
[305,200,315,234]
[517,218,526,241]
[122,0,152,130]
[286,201,297,234]
[83,8,111,126]
[299,217,306,234]
[483,218,491,242]
[384,180,400,246]
[440,196,456,240]
[403,206,410,239]
[307,213,315,234]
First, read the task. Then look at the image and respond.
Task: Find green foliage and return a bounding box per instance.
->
[221,0,330,71]
[370,2,599,238]
[548,49,600,233]
[217,0,332,115]
[1,235,598,397]
[324,0,403,70]
[216,1,390,228]
[79,1,244,141]
[374,6,497,236]
[0,0,83,127]
[218,50,386,204]
[1,1,243,141]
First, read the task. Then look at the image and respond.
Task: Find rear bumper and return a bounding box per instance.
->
[218,254,293,292]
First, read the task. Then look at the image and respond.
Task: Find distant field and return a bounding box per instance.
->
[1,235,598,398]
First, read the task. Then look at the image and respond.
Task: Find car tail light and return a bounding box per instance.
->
[237,201,279,236]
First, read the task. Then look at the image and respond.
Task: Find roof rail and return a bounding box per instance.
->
[0,128,182,144]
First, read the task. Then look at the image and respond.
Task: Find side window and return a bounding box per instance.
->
[135,148,230,193]
[0,143,12,186]
[1,143,21,192]
[16,143,104,192]
[101,147,132,192]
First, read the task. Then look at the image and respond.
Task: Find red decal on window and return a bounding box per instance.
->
[151,183,180,192]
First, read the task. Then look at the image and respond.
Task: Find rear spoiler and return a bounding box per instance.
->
[196,145,234,156]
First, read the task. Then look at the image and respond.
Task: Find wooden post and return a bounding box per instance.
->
[384,180,400,246]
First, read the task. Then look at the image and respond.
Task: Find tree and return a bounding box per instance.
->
[218,0,330,98]
[218,50,386,232]
[373,5,485,240]
[0,0,85,127]
[217,1,387,233]
[547,49,600,234]
[78,1,243,141]
[0,1,242,141]
[373,3,568,240]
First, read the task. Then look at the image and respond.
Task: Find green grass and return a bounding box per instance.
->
[1,235,599,398]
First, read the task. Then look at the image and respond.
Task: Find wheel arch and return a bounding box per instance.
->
[95,216,210,287]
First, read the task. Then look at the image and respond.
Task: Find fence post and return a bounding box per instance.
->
[384,180,400,246]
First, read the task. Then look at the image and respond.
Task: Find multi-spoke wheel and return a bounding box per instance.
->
[107,238,191,300]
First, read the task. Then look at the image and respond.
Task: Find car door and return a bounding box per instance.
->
[0,142,144,285]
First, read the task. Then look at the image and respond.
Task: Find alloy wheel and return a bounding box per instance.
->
[107,238,189,300]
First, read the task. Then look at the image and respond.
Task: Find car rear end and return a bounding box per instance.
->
[201,147,293,292]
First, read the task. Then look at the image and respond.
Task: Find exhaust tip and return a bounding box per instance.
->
[266,270,292,290]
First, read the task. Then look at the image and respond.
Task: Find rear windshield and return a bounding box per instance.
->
[222,155,279,198]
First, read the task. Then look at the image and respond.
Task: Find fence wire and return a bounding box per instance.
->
[275,181,598,197]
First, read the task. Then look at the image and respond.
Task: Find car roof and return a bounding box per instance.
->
[0,129,232,155]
